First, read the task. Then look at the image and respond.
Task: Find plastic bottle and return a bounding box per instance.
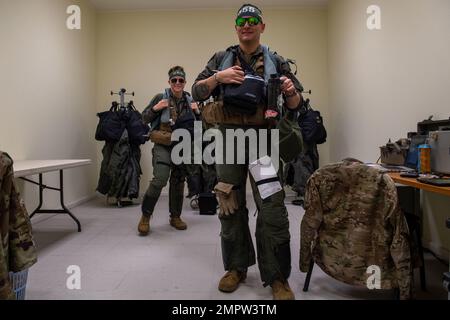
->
[418,143,432,174]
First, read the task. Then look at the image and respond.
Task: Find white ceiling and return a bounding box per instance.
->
[89,0,329,11]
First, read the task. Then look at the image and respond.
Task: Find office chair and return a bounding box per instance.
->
[300,160,413,299]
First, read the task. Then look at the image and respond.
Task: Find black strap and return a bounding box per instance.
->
[286,58,298,75]
[127,101,137,111]
[299,98,312,117]
[110,101,119,112]
[255,177,280,186]
[182,92,195,117]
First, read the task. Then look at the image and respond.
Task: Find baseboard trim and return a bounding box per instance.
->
[67,194,96,209]
[423,240,450,261]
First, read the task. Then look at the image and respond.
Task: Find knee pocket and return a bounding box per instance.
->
[152,173,170,189]
[257,206,289,241]
[219,215,242,241]
[220,227,237,243]
[262,211,289,231]
[152,180,168,190]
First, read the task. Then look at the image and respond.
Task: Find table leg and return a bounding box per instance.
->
[59,170,81,232]
[29,174,43,218]
[414,188,426,291]
[24,171,82,232]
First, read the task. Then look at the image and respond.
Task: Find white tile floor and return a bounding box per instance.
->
[26,192,448,300]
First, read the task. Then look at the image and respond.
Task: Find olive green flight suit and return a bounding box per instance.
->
[192,45,304,286]
[141,91,198,218]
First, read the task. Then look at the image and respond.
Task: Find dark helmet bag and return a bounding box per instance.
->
[223,73,265,115]
[298,99,327,145]
[223,50,266,115]
[95,102,126,142]
[125,101,150,145]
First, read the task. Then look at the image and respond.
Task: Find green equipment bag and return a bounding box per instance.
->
[277,110,303,163]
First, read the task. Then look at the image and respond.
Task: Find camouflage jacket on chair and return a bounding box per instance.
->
[300,161,412,299]
[0,152,37,300]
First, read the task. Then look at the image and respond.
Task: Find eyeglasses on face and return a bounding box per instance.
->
[170,78,185,84]
[235,16,261,27]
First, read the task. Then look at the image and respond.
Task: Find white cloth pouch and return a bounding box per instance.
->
[249,156,283,200]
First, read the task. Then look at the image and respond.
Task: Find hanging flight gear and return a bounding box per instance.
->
[96,89,149,145]
[126,101,150,145]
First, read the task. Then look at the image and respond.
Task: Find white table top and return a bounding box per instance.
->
[13,159,92,178]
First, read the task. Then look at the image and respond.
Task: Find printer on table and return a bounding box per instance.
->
[429,130,450,175]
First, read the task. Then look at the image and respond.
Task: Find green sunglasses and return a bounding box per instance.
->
[235,16,261,27]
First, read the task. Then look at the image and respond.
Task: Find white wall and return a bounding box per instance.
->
[95,7,329,195]
[328,0,450,256]
[0,0,98,210]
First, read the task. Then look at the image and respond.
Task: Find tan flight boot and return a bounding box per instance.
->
[137,215,151,236]
[271,279,295,300]
[218,270,247,293]
[169,216,187,230]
